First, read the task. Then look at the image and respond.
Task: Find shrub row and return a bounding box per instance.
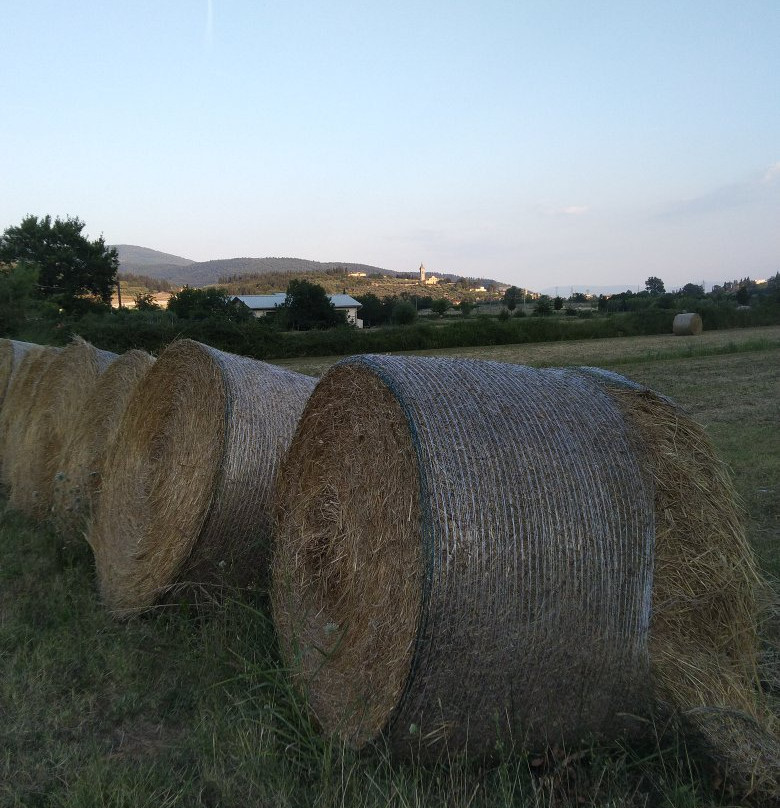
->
[19,300,780,361]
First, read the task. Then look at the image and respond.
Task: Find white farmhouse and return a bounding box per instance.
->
[232,293,364,328]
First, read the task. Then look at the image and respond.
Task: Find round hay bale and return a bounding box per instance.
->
[88,339,317,616]
[672,312,703,336]
[0,339,41,474]
[51,349,156,538]
[0,345,60,492]
[272,354,656,755]
[14,337,118,519]
[0,339,40,409]
[594,380,779,801]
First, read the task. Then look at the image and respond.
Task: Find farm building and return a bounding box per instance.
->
[232,293,363,327]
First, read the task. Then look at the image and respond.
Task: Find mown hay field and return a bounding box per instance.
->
[0,328,777,807]
[273,323,780,377]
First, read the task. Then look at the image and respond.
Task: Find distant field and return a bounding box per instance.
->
[273,323,780,377]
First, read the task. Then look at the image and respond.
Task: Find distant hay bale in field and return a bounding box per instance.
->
[602,384,778,802]
[0,339,40,409]
[272,354,656,755]
[88,339,316,616]
[672,312,703,335]
[0,345,60,490]
[11,337,118,519]
[51,349,156,538]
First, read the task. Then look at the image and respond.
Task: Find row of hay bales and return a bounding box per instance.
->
[0,336,776,800]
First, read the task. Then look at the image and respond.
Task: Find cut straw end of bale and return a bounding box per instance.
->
[0,339,42,475]
[592,379,778,800]
[88,339,316,617]
[51,349,156,539]
[0,339,40,410]
[13,337,118,519]
[272,354,656,756]
[1,345,61,498]
[672,312,703,335]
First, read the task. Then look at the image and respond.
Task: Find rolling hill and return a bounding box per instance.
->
[113,246,399,288]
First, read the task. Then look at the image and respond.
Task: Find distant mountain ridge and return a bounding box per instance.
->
[540,281,723,297]
[113,245,399,287]
[113,245,196,268]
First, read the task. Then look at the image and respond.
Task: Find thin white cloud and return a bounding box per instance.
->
[537,204,590,217]
[658,164,780,220]
[762,161,780,184]
[560,205,589,216]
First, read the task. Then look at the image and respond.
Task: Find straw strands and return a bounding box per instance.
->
[0,339,39,409]
[605,386,778,800]
[89,339,316,616]
[272,354,655,755]
[1,345,60,493]
[672,312,703,335]
[14,337,118,519]
[51,349,156,538]
[0,339,42,474]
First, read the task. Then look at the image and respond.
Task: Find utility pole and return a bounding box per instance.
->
[116,277,122,308]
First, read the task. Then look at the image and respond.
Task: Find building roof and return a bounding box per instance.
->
[233,294,286,309]
[328,294,362,308]
[233,293,362,310]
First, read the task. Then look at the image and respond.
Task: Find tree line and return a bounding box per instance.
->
[2,214,779,356]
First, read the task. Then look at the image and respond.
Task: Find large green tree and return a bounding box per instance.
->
[391,299,417,325]
[680,283,704,297]
[645,275,666,295]
[0,261,40,335]
[167,286,251,321]
[281,279,346,330]
[534,295,553,316]
[503,285,520,311]
[354,293,383,327]
[430,298,450,317]
[0,215,118,311]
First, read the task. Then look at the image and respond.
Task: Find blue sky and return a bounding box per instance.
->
[2,1,778,291]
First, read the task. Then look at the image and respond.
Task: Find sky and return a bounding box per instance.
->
[2,1,779,292]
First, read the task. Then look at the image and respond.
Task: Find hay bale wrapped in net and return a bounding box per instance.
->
[672,312,703,335]
[88,339,317,616]
[51,349,156,538]
[0,339,41,474]
[0,345,60,491]
[0,339,40,408]
[272,354,656,755]
[583,373,778,801]
[13,337,118,519]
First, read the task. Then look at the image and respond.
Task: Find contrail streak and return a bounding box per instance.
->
[205,0,214,52]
